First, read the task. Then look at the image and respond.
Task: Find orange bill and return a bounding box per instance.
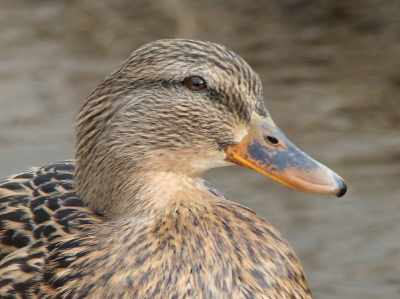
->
[225,114,347,197]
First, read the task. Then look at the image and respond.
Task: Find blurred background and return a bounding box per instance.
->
[0,0,399,298]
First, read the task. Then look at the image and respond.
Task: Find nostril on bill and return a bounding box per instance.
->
[265,135,279,145]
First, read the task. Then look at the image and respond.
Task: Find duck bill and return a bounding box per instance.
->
[225,114,347,197]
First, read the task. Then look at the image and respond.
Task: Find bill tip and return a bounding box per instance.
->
[335,177,347,198]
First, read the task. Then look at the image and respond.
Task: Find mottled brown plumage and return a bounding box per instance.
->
[0,39,346,298]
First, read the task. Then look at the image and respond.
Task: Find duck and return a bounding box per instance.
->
[0,39,346,299]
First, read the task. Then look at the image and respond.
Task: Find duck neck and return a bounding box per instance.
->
[74,151,215,221]
[115,170,212,221]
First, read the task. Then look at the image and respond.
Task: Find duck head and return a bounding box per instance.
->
[74,39,346,219]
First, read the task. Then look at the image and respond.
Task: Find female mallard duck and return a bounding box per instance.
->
[0,39,346,299]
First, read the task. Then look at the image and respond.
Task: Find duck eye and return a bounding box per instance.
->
[185,76,206,91]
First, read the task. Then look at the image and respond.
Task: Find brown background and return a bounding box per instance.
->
[0,1,399,298]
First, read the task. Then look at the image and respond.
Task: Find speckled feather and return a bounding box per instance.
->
[0,39,312,298]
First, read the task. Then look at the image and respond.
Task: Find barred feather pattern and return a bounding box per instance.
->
[0,161,311,299]
[0,161,102,298]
